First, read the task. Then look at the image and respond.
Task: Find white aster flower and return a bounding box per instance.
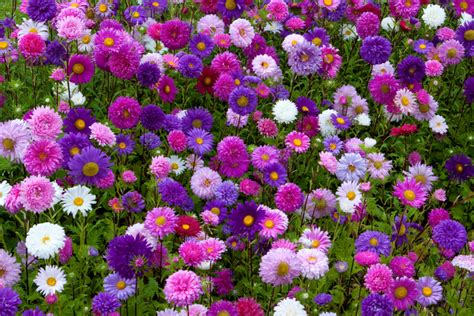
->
[422,5,446,29]
[341,24,358,40]
[70,91,86,106]
[381,17,398,32]
[51,181,63,206]
[274,298,307,316]
[185,154,204,171]
[282,34,305,53]
[393,88,416,115]
[61,185,96,217]
[429,115,448,134]
[169,155,186,175]
[272,99,298,124]
[355,113,371,126]
[78,30,94,53]
[26,223,66,259]
[190,167,222,199]
[0,180,12,206]
[372,61,395,76]
[297,248,329,280]
[34,265,66,295]
[264,21,283,34]
[459,12,473,25]
[318,109,338,136]
[452,255,474,272]
[336,181,361,214]
[18,19,49,40]
[252,54,280,80]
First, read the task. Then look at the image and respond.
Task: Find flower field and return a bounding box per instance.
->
[0,0,473,315]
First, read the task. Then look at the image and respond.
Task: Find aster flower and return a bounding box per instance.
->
[217,0,244,19]
[26,222,65,259]
[164,270,203,307]
[397,55,426,84]
[61,185,96,217]
[0,287,21,315]
[252,54,280,79]
[137,62,161,88]
[20,175,55,213]
[336,153,367,182]
[228,200,264,239]
[251,145,279,170]
[273,99,298,124]
[432,219,467,254]
[158,75,178,103]
[115,134,135,156]
[68,146,113,186]
[190,33,214,58]
[404,163,438,191]
[27,0,57,22]
[355,231,391,257]
[263,163,287,187]
[68,54,94,84]
[34,265,66,296]
[259,207,288,239]
[303,189,336,219]
[416,276,443,306]
[23,139,63,176]
[259,248,301,286]
[103,273,136,300]
[273,298,306,316]
[445,154,473,181]
[336,180,362,214]
[144,207,177,239]
[208,300,238,316]
[215,181,239,206]
[108,96,141,130]
[298,226,332,253]
[0,249,21,287]
[360,36,392,65]
[217,136,250,178]
[389,277,419,310]
[361,293,393,316]
[182,107,213,132]
[92,292,121,314]
[229,86,258,116]
[288,41,322,76]
[122,191,145,213]
[393,178,428,209]
[229,18,255,48]
[275,183,304,213]
[364,263,394,293]
[0,119,31,163]
[179,240,206,267]
[285,131,310,153]
[175,215,201,237]
[64,107,96,135]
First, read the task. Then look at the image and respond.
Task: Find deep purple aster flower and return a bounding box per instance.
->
[137,62,161,88]
[124,6,147,25]
[106,235,153,279]
[217,0,244,19]
[212,269,234,296]
[115,133,136,154]
[58,133,91,167]
[413,39,433,55]
[121,191,145,213]
[27,0,57,22]
[0,287,21,315]
[68,146,113,186]
[314,293,332,306]
[229,86,258,116]
[208,300,238,316]
[44,41,67,66]
[162,114,182,131]
[190,33,215,58]
[432,219,467,254]
[158,178,194,211]
[296,96,319,115]
[140,133,161,150]
[178,54,203,78]
[304,27,330,47]
[361,293,393,316]
[263,162,287,187]
[204,200,228,223]
[331,113,352,130]
[456,20,474,57]
[445,154,474,182]
[68,54,95,84]
[91,292,121,314]
[215,180,239,206]
[160,19,191,50]
[288,41,322,76]
[391,215,410,247]
[140,104,165,131]
[143,0,168,15]
[355,231,391,256]
[397,55,426,84]
[228,200,264,239]
[22,307,45,316]
[464,76,474,103]
[360,36,392,65]
[64,108,96,135]
[187,128,214,156]
[271,84,290,100]
[181,107,213,132]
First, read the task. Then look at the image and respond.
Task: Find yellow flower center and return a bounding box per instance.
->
[82,35,91,44]
[301,53,309,62]
[70,146,80,156]
[401,96,410,106]
[164,85,171,94]
[291,40,297,46]
[225,0,236,10]
[2,138,14,151]
[104,37,114,47]
[336,117,345,125]
[72,63,84,75]
[123,109,130,118]
[447,48,457,58]
[74,119,86,130]
[422,287,432,297]
[261,61,269,69]
[116,280,126,290]
[217,312,230,316]
[395,286,408,299]
[324,0,333,5]
[239,28,246,36]
[369,237,378,246]
[403,190,416,201]
[398,224,406,235]
[118,142,127,150]
[196,137,204,145]
[210,207,220,215]
[460,1,469,10]
[42,236,50,244]
[197,42,206,51]
[264,220,274,228]
[261,154,269,161]
[0,269,5,277]
[348,165,356,172]
[302,106,309,112]
[82,162,99,177]
[99,4,108,13]
[312,37,322,46]
[308,256,317,263]
[47,277,57,286]
[132,11,140,18]
[71,3,79,8]
[312,240,320,248]
[234,79,241,86]
[381,84,389,94]
[182,224,190,230]
[277,262,289,276]
[152,1,160,7]
[325,54,334,64]
[0,41,8,50]
[39,152,47,161]
[270,171,279,181]
[231,241,237,247]
[414,174,426,184]
[73,197,84,206]
[405,0,412,7]
[464,30,474,41]
[155,216,166,226]
[346,191,356,201]
[243,215,254,226]
[203,77,212,85]
[456,163,464,173]
[419,104,429,113]
[29,28,38,33]
[237,96,248,107]
[419,44,426,49]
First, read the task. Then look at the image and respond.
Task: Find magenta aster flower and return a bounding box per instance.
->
[285,131,310,153]
[160,19,191,50]
[259,207,288,239]
[23,139,63,176]
[393,178,428,209]
[389,277,419,310]
[108,96,141,129]
[144,207,177,239]
[164,270,203,307]
[364,263,394,293]
[275,183,304,213]
[68,54,95,84]
[298,226,332,253]
[178,240,206,267]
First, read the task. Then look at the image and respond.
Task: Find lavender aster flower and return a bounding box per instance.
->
[178,54,203,79]
[92,292,121,314]
[215,180,239,206]
[355,231,391,256]
[288,41,322,76]
[186,128,214,156]
[122,191,145,213]
[336,153,367,182]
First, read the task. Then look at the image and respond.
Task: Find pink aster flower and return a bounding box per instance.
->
[179,240,206,267]
[285,131,310,153]
[298,226,332,253]
[393,178,428,209]
[18,33,45,59]
[20,176,55,213]
[319,0,341,11]
[213,33,232,48]
[432,189,446,202]
[211,52,241,74]
[239,178,261,196]
[90,122,116,147]
[267,0,289,21]
[144,207,177,239]
[201,210,219,226]
[95,169,115,189]
[364,263,394,293]
[27,106,63,140]
[257,118,278,138]
[229,18,255,48]
[271,239,297,252]
[319,151,338,174]
[274,183,304,213]
[121,170,137,184]
[259,248,301,286]
[167,130,187,153]
[259,207,288,239]
[57,16,85,41]
[150,155,171,179]
[4,183,23,214]
[50,68,66,81]
[200,238,226,262]
[355,251,380,267]
[285,17,305,31]
[23,139,63,176]
[390,256,415,278]
[164,270,203,307]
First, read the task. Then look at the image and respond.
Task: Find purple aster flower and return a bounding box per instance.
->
[106,235,153,279]
[124,6,147,25]
[204,200,228,224]
[334,261,348,273]
[314,293,332,306]
[68,54,95,84]
[389,277,419,310]
[263,162,288,187]
[22,307,45,316]
[178,54,203,79]
[116,134,135,156]
[416,276,443,306]
[296,96,319,115]
[228,200,264,239]
[456,20,474,57]
[331,113,352,130]
[137,62,161,88]
[360,36,392,65]
[434,261,456,281]
[190,33,214,58]
[27,0,57,22]
[58,133,91,167]
[208,300,238,316]
[140,104,165,131]
[0,287,21,315]
[432,219,467,254]
[68,146,113,186]
[445,154,474,182]
[162,114,182,132]
[181,107,213,132]
[104,272,136,300]
[228,86,258,116]
[397,55,426,84]
[270,84,290,100]
[336,153,367,182]
[288,41,322,76]
[158,178,194,211]
[187,128,214,156]
[143,0,168,15]
[215,180,239,206]
[217,0,244,19]
[361,293,393,316]
[464,76,474,103]
[413,39,434,55]
[44,40,67,66]
[139,133,161,150]
[304,27,330,47]
[121,191,145,213]
[355,231,391,256]
[64,107,96,135]
[391,215,410,247]
[92,292,121,314]
[323,136,344,154]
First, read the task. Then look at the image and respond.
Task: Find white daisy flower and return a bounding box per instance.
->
[355,113,371,126]
[18,19,49,40]
[282,34,305,53]
[78,30,94,53]
[0,180,12,206]
[393,88,416,115]
[429,115,448,134]
[264,21,283,34]
[272,99,298,124]
[381,17,398,32]
[341,24,358,40]
[274,298,307,316]
[169,155,186,175]
[422,5,446,29]
[372,61,395,76]
[318,109,338,136]
[25,223,66,259]
[336,181,361,214]
[34,265,66,296]
[61,185,96,217]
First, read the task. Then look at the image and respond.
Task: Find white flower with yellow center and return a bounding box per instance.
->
[18,19,49,40]
[429,115,448,134]
[61,185,96,217]
[26,223,66,259]
[78,29,95,53]
[341,24,358,41]
[169,155,186,176]
[34,265,66,296]
[0,180,12,206]
[336,181,361,214]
